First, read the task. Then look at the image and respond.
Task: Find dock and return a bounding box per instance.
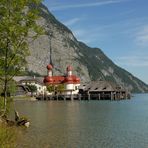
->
[36,92,130,101]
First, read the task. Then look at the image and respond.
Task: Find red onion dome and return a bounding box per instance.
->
[47,64,53,70]
[67,65,73,71]
[44,76,53,83]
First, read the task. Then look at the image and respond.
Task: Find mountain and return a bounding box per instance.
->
[26,3,148,93]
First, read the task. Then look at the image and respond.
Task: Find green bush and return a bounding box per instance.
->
[47,85,54,93]
[27,85,37,93]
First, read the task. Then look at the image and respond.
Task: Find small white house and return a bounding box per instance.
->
[14,76,46,96]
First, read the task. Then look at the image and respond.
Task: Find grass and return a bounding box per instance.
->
[0,123,20,148]
[0,97,22,148]
[13,95,34,100]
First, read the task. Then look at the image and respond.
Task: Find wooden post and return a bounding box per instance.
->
[111,92,113,100]
[71,91,73,101]
[119,92,121,100]
[57,93,59,101]
[115,92,117,100]
[50,95,52,100]
[98,93,100,100]
[78,94,81,101]
[103,92,104,100]
[88,92,90,101]
[71,94,73,101]
[125,91,127,99]
[64,95,66,101]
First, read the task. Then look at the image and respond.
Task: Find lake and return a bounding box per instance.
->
[13,94,148,148]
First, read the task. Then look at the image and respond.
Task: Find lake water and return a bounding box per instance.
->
[13,94,148,148]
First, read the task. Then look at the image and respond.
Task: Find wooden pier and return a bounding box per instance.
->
[36,92,130,101]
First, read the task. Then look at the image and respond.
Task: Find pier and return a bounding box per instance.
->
[36,91,130,101]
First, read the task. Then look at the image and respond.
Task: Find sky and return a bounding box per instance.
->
[43,0,148,84]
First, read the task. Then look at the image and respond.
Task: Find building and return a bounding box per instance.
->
[15,85,30,96]
[79,81,130,100]
[13,76,46,96]
[43,64,80,99]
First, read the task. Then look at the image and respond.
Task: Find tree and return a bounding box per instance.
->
[0,80,17,96]
[27,85,37,96]
[7,80,17,96]
[0,0,44,116]
[56,84,65,94]
[47,85,54,93]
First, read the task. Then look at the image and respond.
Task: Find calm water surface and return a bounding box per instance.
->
[13,94,148,148]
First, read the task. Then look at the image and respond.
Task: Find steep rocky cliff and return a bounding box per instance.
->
[26,4,148,92]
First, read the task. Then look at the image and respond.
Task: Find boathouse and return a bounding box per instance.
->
[79,81,130,100]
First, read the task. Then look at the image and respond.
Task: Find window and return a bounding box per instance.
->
[103,87,106,90]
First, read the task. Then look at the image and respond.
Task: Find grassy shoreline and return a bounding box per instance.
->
[0,122,20,148]
[13,96,37,101]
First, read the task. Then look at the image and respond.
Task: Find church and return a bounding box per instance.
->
[43,64,80,97]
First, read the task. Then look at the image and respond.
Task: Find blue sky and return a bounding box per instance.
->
[43,0,148,84]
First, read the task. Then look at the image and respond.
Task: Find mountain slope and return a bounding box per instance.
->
[26,3,148,93]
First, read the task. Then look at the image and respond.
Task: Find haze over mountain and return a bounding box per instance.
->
[26,3,148,93]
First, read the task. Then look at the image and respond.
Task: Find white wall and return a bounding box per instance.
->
[65,83,80,95]
[21,81,45,95]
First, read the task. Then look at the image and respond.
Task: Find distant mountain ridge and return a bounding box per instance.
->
[26,3,148,93]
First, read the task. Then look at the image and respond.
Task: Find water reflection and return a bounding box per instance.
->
[12,94,148,148]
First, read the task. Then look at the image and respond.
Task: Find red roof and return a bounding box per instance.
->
[44,77,53,83]
[44,75,80,84]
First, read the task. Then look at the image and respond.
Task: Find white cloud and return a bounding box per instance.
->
[115,56,148,67]
[72,29,92,44]
[135,25,148,47]
[64,18,80,26]
[50,0,123,11]
[72,27,105,45]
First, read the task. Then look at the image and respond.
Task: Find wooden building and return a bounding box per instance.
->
[79,81,130,100]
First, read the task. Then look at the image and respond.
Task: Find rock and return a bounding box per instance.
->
[15,111,30,128]
[17,119,30,128]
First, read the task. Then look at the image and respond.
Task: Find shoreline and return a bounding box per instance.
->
[13,97,37,101]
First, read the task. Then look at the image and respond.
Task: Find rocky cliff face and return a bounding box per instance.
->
[26,4,148,93]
